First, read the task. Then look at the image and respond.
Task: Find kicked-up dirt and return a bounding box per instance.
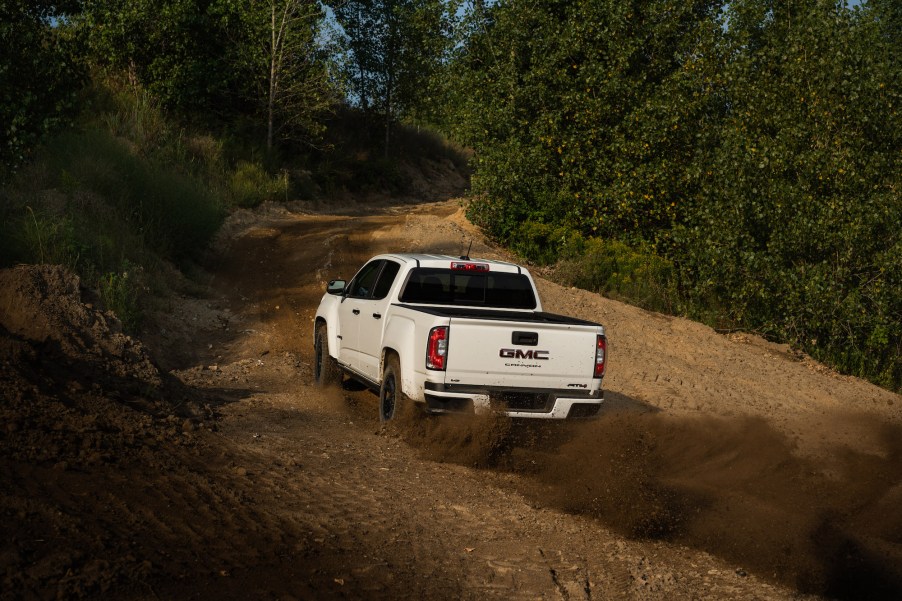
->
[2,198,901,600]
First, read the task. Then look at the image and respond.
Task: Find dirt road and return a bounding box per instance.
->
[2,199,901,600]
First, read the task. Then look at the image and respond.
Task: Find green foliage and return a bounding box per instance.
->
[331,0,457,152]
[672,0,901,389]
[19,206,87,268]
[78,0,241,114]
[557,239,678,315]
[98,263,143,331]
[42,130,224,261]
[99,86,170,154]
[229,161,288,208]
[78,0,336,149]
[1,1,84,174]
[443,0,901,391]
[507,220,583,266]
[231,0,336,149]
[452,0,723,243]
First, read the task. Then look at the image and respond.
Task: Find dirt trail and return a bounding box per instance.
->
[2,199,901,600]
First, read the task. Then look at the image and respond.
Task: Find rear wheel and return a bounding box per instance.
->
[314,326,341,387]
[379,354,408,422]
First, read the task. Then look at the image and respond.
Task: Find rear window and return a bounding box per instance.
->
[399,268,537,309]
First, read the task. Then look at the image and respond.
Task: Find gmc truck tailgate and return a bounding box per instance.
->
[443,317,600,389]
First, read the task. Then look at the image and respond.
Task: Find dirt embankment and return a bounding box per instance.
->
[2,198,901,600]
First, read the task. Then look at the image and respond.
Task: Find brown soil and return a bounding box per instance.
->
[2,198,901,600]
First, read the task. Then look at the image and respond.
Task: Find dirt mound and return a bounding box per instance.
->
[0,266,223,597]
[0,265,160,390]
[0,265,212,467]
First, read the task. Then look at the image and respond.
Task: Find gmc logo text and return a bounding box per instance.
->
[499,349,549,360]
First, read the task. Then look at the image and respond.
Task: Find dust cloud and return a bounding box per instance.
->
[395,409,513,468]
[419,410,902,600]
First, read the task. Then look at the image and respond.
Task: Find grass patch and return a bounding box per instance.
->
[98,263,143,332]
[20,206,85,268]
[229,160,288,208]
[40,129,224,263]
[556,238,679,315]
[0,80,228,332]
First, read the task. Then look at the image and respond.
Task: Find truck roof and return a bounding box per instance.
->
[375,253,526,274]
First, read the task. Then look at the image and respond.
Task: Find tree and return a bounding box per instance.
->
[237,0,336,150]
[331,0,452,154]
[333,0,382,112]
[1,0,84,174]
[444,0,724,244]
[78,0,336,148]
[675,0,901,387]
[78,0,244,115]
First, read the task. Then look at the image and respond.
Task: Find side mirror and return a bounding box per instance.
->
[327,279,346,295]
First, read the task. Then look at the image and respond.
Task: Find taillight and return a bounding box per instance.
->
[426,326,449,370]
[594,335,607,378]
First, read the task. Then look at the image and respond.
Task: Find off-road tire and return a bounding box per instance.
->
[314,326,342,387]
[379,354,409,422]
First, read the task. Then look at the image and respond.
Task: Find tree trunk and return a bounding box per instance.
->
[385,76,392,158]
[384,0,395,158]
[267,2,277,152]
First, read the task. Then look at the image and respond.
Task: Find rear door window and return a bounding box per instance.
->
[372,260,401,300]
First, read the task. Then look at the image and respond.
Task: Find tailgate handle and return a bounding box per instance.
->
[512,331,539,346]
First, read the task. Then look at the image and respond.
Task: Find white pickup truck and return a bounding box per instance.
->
[313,253,607,421]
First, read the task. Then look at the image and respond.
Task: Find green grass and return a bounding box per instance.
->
[229,160,288,208]
[98,263,143,332]
[555,238,679,315]
[0,80,230,332]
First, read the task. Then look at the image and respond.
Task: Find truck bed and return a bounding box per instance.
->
[392,304,601,327]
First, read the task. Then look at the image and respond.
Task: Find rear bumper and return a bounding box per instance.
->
[423,383,603,419]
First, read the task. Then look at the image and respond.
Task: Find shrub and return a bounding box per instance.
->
[42,130,224,262]
[557,238,678,314]
[19,206,87,269]
[509,221,583,266]
[228,160,288,208]
[98,264,143,331]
